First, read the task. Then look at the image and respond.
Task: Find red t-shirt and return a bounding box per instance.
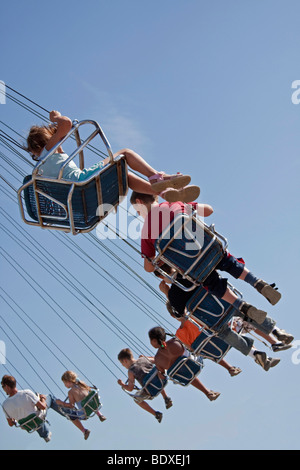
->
[141,201,197,259]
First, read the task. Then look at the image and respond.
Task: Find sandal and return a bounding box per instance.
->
[207,390,221,401]
[164,396,173,409]
[149,172,191,192]
[161,185,200,203]
[228,366,242,377]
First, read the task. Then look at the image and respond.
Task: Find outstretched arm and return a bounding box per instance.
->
[118,371,136,392]
[196,204,214,217]
[45,110,72,152]
[144,257,155,272]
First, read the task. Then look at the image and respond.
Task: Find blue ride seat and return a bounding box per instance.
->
[167,354,204,386]
[141,367,168,398]
[129,366,168,403]
[186,285,236,332]
[19,158,128,234]
[154,212,227,285]
[190,327,232,363]
[17,120,128,235]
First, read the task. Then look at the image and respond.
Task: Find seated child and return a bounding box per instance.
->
[117,348,173,423]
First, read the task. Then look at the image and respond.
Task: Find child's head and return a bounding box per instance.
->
[165,300,185,320]
[130,191,157,218]
[148,326,166,349]
[25,124,57,159]
[130,192,156,206]
[61,370,89,390]
[118,348,134,368]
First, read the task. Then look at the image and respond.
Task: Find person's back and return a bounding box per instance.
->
[35,148,81,181]
[154,338,185,372]
[70,383,91,404]
[128,356,154,386]
[176,320,201,348]
[2,389,43,422]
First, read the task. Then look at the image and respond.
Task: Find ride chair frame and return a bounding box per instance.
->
[17,412,47,433]
[17,120,128,235]
[153,211,228,291]
[79,388,102,419]
[58,388,102,421]
[124,366,168,403]
[167,352,204,387]
[186,283,242,332]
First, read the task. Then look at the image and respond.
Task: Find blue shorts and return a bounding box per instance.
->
[203,252,245,298]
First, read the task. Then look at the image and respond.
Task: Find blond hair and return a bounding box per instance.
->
[61,370,90,391]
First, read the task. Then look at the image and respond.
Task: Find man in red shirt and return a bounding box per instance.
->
[130,191,213,272]
[130,191,282,330]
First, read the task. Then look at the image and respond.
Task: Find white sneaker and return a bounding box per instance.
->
[44,431,52,443]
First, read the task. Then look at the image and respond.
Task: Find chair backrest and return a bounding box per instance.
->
[80,390,101,417]
[141,367,168,398]
[154,213,227,284]
[167,354,204,386]
[19,157,128,234]
[18,413,44,433]
[186,285,236,332]
[191,328,231,362]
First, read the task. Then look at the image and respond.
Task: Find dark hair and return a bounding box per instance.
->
[1,375,16,388]
[148,326,166,347]
[118,348,133,361]
[166,301,183,319]
[130,191,156,206]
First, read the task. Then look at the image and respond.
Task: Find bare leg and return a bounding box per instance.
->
[219,359,233,371]
[190,377,220,400]
[219,359,242,376]
[253,330,276,346]
[137,400,157,416]
[128,172,158,194]
[238,266,249,281]
[114,149,157,178]
[222,288,239,305]
[72,419,88,433]
[112,148,196,202]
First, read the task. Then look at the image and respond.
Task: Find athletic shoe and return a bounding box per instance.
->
[254,280,281,305]
[240,302,267,324]
[44,431,52,443]
[164,396,173,409]
[273,328,294,345]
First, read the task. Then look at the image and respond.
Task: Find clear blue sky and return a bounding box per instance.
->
[0,0,299,451]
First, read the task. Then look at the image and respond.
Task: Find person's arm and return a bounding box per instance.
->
[139,355,155,364]
[117,371,136,392]
[144,257,155,272]
[6,417,16,427]
[45,110,72,151]
[159,280,170,297]
[196,204,214,217]
[35,394,47,411]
